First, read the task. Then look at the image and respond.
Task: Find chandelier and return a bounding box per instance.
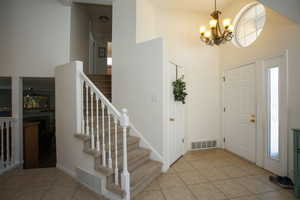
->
[199,0,234,46]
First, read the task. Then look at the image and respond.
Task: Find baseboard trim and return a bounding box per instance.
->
[56,163,76,177]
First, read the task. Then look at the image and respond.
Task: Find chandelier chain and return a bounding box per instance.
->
[214,0,217,11]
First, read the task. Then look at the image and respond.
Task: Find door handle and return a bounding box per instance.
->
[170,118,175,121]
[250,119,256,123]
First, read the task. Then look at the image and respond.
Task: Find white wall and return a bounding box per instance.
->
[70,4,90,73]
[152,7,221,150]
[0,0,71,77]
[112,0,167,163]
[55,61,95,176]
[220,0,300,178]
[136,0,157,43]
[0,0,71,166]
[258,0,300,25]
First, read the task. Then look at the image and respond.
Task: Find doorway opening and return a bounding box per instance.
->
[22,78,56,169]
[71,3,112,101]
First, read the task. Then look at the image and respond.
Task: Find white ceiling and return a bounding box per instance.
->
[150,0,235,13]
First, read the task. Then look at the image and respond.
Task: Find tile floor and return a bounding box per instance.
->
[0,149,298,200]
[0,167,107,200]
[135,149,298,200]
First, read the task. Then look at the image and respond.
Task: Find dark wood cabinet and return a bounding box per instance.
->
[23,122,39,169]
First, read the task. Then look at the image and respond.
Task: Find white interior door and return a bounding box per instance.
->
[224,63,256,162]
[263,55,287,176]
[169,65,185,165]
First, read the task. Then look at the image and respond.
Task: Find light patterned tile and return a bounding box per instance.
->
[14,187,49,200]
[256,191,298,200]
[234,177,276,194]
[178,171,208,185]
[162,185,196,200]
[211,158,233,168]
[231,195,260,200]
[221,166,248,178]
[72,186,105,200]
[134,190,165,200]
[213,180,251,198]
[188,183,227,200]
[252,175,281,191]
[42,185,78,200]
[157,174,185,190]
[188,159,214,170]
[144,179,161,191]
[172,159,194,172]
[200,167,230,181]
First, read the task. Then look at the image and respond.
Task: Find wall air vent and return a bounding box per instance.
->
[191,140,217,150]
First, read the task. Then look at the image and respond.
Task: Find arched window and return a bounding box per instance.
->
[234,3,266,47]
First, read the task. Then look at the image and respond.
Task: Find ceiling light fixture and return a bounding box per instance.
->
[199,0,234,46]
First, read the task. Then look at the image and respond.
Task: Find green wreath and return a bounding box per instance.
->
[172,78,188,104]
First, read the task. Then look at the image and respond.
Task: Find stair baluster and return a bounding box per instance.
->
[0,122,3,167]
[6,121,10,166]
[96,97,100,151]
[80,80,84,135]
[108,111,112,169]
[114,118,119,185]
[85,84,89,136]
[101,102,106,167]
[90,91,95,150]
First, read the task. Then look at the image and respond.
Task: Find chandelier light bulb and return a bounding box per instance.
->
[209,19,218,28]
[228,25,234,32]
[204,31,211,38]
[223,18,231,28]
[199,26,206,35]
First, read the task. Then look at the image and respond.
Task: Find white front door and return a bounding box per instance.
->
[263,55,287,176]
[223,63,256,162]
[169,65,185,165]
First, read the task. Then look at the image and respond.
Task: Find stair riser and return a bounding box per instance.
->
[83,139,139,156]
[131,168,161,198]
[96,151,150,175]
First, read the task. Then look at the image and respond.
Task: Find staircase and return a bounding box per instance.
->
[87,75,112,101]
[74,72,162,200]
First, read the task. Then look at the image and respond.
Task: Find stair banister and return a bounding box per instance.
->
[79,71,131,200]
[0,117,17,173]
[80,72,121,119]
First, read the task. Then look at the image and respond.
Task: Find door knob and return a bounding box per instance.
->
[250,119,256,123]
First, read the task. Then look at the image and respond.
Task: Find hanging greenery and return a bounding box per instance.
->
[172,77,188,104]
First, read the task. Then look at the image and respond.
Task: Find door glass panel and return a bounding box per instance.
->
[268,67,279,159]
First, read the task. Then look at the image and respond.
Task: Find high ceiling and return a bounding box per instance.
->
[150,0,235,13]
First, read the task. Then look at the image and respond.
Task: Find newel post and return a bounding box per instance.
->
[120,108,130,200]
[74,61,83,134]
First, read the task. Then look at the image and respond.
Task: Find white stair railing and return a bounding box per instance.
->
[79,72,131,200]
[0,117,17,173]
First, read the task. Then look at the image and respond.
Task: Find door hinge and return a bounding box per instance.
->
[223,138,226,143]
[224,107,226,112]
